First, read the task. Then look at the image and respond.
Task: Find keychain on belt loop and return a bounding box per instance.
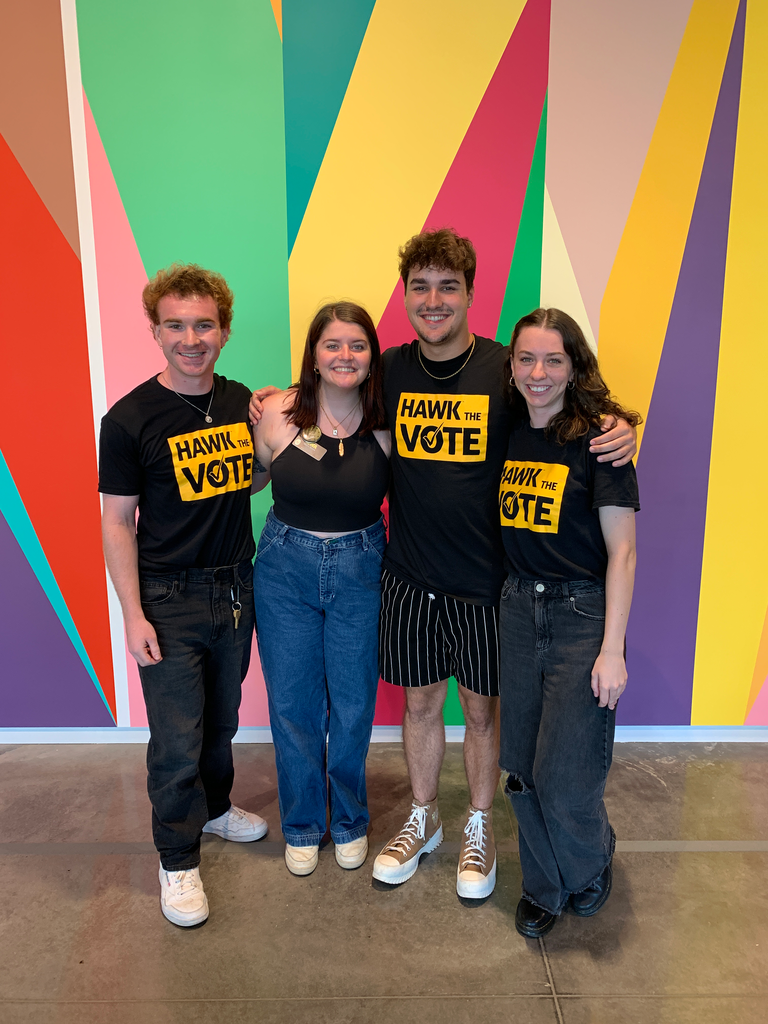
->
[231,584,242,630]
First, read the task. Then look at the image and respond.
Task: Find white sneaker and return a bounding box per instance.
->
[159,865,209,927]
[202,804,268,842]
[456,806,497,898]
[335,835,368,869]
[285,843,319,876]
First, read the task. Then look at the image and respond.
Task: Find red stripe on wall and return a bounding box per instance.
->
[0,133,116,718]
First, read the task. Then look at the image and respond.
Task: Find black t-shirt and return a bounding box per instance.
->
[98,374,256,573]
[499,422,640,582]
[270,428,390,532]
[382,336,513,605]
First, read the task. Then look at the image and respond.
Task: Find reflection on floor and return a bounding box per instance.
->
[1,742,766,1023]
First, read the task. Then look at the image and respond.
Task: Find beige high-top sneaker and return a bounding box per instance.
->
[372,800,443,884]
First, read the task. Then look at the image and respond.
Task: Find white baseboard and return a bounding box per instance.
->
[0,725,766,744]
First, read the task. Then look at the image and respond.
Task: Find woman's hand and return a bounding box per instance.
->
[249,385,282,426]
[590,650,627,710]
[590,416,637,466]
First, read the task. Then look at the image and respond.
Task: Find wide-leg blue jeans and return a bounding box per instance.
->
[499,575,616,915]
[138,559,254,871]
[253,510,386,847]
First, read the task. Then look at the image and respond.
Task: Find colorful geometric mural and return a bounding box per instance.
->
[1,0,766,730]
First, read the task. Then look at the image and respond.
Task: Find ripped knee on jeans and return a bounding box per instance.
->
[504,772,529,796]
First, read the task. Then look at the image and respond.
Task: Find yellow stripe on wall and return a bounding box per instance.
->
[287,0,526,376]
[598,0,739,450]
[540,186,596,354]
[692,0,768,725]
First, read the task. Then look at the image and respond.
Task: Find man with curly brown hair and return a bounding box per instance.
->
[99,264,268,928]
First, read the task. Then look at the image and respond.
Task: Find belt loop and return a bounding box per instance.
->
[178,570,187,593]
[361,529,369,552]
[512,577,519,595]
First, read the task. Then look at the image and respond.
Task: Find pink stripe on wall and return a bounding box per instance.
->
[83,91,163,411]
[85,89,165,725]
[746,680,768,726]
[240,641,270,726]
[547,0,694,339]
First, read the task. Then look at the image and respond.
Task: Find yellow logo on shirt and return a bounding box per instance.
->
[168,422,254,502]
[499,461,569,533]
[395,392,489,462]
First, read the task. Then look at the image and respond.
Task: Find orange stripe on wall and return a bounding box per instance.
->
[270,0,282,39]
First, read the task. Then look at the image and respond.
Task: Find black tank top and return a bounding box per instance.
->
[271,429,390,532]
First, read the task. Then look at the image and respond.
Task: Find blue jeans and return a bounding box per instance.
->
[499,576,615,915]
[253,510,386,846]
[138,559,254,871]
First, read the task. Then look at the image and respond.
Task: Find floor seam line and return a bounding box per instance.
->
[539,939,565,1024]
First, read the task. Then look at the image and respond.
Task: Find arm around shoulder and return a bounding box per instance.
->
[250,389,296,493]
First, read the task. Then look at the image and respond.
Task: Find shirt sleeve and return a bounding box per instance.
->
[591,456,640,512]
[98,415,143,495]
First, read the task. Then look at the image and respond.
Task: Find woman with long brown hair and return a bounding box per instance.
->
[251,302,390,877]
[498,308,641,938]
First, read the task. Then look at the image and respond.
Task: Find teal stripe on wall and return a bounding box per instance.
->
[283,0,376,253]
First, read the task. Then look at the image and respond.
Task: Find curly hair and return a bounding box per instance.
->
[398,228,477,292]
[506,308,642,444]
[288,301,386,436]
[142,264,235,332]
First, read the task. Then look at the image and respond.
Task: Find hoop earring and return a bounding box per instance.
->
[366,371,371,379]
[567,380,575,390]
[313,366,320,375]
[509,375,515,385]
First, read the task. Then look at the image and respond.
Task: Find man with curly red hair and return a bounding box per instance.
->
[100,264,268,928]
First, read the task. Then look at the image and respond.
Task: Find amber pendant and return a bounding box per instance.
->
[338,439,344,456]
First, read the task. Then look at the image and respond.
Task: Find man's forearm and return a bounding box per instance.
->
[102,520,144,624]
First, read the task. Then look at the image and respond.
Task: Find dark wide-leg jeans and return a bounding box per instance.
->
[138,559,254,871]
[499,576,615,915]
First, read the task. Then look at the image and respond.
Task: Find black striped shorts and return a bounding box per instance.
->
[378,569,500,697]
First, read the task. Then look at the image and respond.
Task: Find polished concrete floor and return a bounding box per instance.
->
[1,741,767,1023]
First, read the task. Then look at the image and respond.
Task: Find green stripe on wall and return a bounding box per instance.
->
[495,92,547,345]
[76,0,291,395]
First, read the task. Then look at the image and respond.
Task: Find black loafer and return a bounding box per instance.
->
[570,862,612,917]
[515,896,557,938]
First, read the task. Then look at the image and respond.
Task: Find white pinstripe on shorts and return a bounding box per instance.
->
[378,569,500,697]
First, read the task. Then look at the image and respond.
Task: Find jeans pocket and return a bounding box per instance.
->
[569,592,605,620]
[140,579,177,606]
[237,562,254,592]
[254,532,279,563]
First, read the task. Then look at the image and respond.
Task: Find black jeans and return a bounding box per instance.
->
[138,559,254,870]
[499,576,615,915]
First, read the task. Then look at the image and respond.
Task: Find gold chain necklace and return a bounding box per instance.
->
[318,398,361,456]
[416,335,475,380]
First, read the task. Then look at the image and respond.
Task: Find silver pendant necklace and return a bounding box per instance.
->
[163,373,215,423]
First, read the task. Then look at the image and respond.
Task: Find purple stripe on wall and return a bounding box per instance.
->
[619,0,746,725]
[0,511,114,727]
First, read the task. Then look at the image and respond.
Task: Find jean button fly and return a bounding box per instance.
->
[535,583,545,593]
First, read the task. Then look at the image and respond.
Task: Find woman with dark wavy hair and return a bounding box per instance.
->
[498,308,641,938]
[251,302,390,877]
